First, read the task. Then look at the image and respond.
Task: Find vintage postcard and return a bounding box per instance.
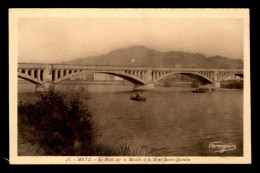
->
[9,8,251,164]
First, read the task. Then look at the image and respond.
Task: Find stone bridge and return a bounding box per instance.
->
[18,63,243,91]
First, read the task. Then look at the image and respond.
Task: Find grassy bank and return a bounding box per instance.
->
[18,88,149,156]
[221,81,243,89]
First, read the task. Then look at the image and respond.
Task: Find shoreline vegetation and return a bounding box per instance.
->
[220,81,243,89]
[18,88,149,156]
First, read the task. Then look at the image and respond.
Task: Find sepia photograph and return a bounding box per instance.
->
[9,8,251,164]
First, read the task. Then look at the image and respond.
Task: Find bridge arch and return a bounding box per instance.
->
[154,72,213,85]
[18,73,43,84]
[53,70,146,85]
[98,72,146,85]
[218,72,243,82]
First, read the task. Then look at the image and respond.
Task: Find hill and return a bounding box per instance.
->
[64,46,243,69]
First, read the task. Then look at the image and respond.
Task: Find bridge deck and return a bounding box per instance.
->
[18,63,243,72]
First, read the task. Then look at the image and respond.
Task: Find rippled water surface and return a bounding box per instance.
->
[85,85,243,156]
[18,84,243,156]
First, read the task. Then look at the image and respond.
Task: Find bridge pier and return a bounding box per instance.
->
[134,83,155,91]
[35,64,54,92]
[213,71,221,88]
[213,81,221,88]
[35,82,54,92]
[132,70,155,90]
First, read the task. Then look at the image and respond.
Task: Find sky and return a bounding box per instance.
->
[18,18,244,63]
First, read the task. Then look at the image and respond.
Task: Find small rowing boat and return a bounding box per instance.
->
[130,96,147,102]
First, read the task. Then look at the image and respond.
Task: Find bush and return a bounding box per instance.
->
[18,89,95,156]
[18,88,150,156]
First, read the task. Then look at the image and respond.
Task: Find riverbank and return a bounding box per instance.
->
[221,81,243,89]
[18,89,150,156]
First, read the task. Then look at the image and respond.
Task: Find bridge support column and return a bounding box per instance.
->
[137,71,141,78]
[144,70,153,82]
[35,82,54,92]
[54,70,58,81]
[60,70,64,78]
[37,69,41,80]
[31,69,34,77]
[141,71,144,80]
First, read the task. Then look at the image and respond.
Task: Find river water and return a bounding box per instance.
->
[18,84,243,156]
[85,85,243,156]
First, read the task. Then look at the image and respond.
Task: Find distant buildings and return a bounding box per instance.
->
[93,73,123,81]
[69,72,123,81]
[69,72,94,81]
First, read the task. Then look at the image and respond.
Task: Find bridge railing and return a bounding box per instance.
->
[18,63,243,72]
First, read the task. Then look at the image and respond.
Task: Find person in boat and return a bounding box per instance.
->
[136,92,141,99]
